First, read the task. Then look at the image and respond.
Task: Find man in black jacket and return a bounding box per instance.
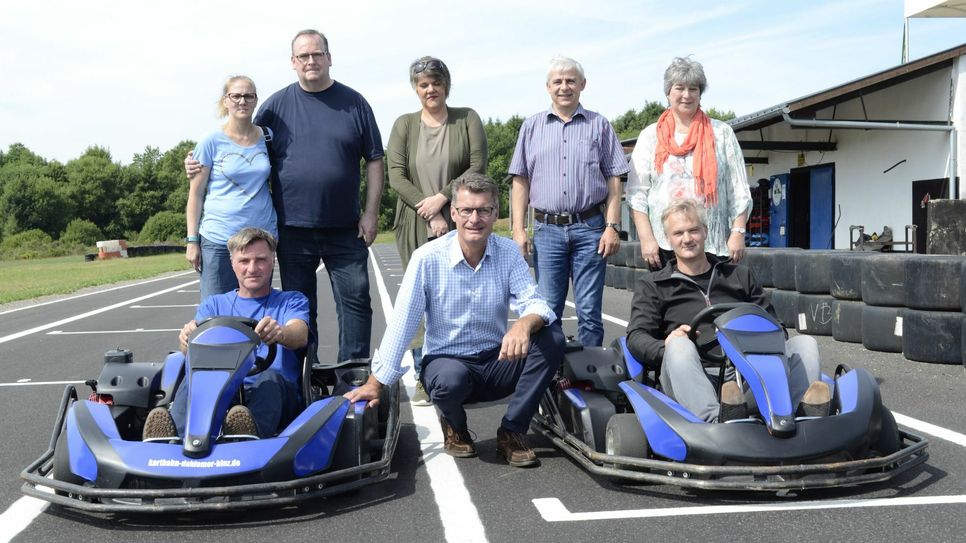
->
[625,199,829,422]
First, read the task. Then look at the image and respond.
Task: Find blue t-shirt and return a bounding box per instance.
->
[192,130,278,244]
[194,289,309,386]
[254,81,384,229]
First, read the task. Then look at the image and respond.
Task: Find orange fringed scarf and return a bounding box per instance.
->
[654,108,718,206]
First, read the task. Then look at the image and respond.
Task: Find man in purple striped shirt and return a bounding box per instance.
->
[509,57,629,347]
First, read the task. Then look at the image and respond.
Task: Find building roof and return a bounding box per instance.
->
[729,42,966,133]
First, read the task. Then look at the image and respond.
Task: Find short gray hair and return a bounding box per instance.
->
[546,56,585,82]
[409,56,451,97]
[228,227,277,254]
[291,29,329,54]
[663,56,707,96]
[452,172,500,206]
[661,198,708,229]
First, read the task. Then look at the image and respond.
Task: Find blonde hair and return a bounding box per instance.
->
[217,75,256,118]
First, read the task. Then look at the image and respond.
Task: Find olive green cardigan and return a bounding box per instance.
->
[387,106,488,269]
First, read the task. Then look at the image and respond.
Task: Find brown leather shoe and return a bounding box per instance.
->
[496,427,539,467]
[799,381,831,417]
[440,417,476,458]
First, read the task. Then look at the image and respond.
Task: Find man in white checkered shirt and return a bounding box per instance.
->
[346,173,565,467]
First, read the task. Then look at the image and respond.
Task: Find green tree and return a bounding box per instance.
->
[159,141,196,213]
[0,163,73,237]
[611,101,736,140]
[64,146,122,236]
[483,115,524,215]
[140,210,186,243]
[114,146,169,236]
[60,218,103,247]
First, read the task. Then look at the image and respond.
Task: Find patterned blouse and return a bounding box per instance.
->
[625,118,752,257]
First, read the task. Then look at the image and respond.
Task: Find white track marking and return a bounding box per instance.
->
[564,301,628,327]
[0,495,49,543]
[47,329,180,335]
[0,380,84,387]
[895,412,966,448]
[177,289,200,293]
[0,271,195,316]
[533,495,966,522]
[129,304,198,308]
[0,280,197,345]
[369,248,488,543]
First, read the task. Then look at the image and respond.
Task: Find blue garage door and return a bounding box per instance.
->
[809,165,834,249]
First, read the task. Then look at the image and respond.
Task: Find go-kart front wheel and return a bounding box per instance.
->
[52,430,86,497]
[605,413,649,461]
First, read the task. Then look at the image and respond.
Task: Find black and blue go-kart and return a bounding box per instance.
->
[531,303,929,491]
[21,316,400,513]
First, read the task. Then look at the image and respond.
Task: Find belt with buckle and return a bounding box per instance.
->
[533,206,602,225]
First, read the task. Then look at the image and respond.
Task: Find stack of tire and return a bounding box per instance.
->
[743,249,965,367]
[605,241,650,293]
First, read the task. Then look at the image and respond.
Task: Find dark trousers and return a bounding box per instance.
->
[421,323,564,434]
[276,225,372,362]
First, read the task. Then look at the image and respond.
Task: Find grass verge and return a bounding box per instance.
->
[0,253,191,305]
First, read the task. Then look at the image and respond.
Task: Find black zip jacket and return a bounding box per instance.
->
[625,253,773,368]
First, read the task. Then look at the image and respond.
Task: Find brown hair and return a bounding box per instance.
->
[227,227,277,254]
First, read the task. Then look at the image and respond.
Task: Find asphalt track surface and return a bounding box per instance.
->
[2,242,965,542]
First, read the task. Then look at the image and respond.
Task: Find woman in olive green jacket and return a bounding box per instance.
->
[386,56,488,404]
[387,56,488,270]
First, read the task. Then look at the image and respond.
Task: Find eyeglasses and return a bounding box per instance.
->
[455,206,495,219]
[294,51,328,64]
[412,59,445,74]
[226,93,257,104]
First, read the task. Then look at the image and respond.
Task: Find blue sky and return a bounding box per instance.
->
[3,0,966,164]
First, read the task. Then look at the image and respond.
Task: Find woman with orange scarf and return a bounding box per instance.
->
[626,57,751,268]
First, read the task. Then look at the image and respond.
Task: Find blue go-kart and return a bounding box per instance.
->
[531,303,929,491]
[21,316,399,513]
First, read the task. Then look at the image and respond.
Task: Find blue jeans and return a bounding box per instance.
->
[199,236,238,302]
[532,213,607,346]
[169,369,300,438]
[276,225,372,362]
[421,323,564,434]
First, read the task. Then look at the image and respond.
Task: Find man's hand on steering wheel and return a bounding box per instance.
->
[254,316,285,346]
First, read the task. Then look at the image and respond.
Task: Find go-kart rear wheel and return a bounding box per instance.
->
[52,430,86,497]
[605,414,649,462]
[873,407,900,456]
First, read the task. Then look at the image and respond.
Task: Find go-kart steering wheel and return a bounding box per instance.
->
[193,316,277,376]
[687,303,749,364]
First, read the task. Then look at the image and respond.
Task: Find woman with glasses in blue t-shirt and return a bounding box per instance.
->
[186,75,278,301]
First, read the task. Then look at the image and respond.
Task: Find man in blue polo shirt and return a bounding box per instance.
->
[142,227,309,440]
[509,56,629,348]
[187,29,384,366]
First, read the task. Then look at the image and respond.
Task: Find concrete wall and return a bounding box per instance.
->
[738,63,961,249]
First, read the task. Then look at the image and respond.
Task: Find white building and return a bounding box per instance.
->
[729,42,965,252]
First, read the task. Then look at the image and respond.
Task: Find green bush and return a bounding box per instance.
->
[1,229,55,259]
[140,211,185,243]
[60,219,103,247]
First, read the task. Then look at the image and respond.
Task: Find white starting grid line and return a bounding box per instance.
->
[368,248,489,543]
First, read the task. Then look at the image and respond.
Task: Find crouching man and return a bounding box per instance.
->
[625,199,829,422]
[143,227,309,440]
[345,173,565,467]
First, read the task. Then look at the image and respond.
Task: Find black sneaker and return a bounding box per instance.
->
[798,381,831,417]
[719,380,748,422]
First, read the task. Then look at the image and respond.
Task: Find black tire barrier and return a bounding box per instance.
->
[616,266,636,290]
[743,249,774,288]
[126,244,183,257]
[832,300,864,343]
[605,265,617,288]
[770,289,800,329]
[903,255,965,311]
[861,254,906,307]
[900,309,964,365]
[861,305,903,353]
[632,245,648,269]
[962,318,966,368]
[762,287,774,309]
[961,260,966,313]
[610,243,628,267]
[830,253,876,300]
[621,242,640,269]
[794,250,838,294]
[771,249,803,290]
[797,293,835,336]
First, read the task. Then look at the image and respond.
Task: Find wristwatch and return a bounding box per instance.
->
[185,235,200,243]
[606,223,621,233]
[731,227,746,234]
